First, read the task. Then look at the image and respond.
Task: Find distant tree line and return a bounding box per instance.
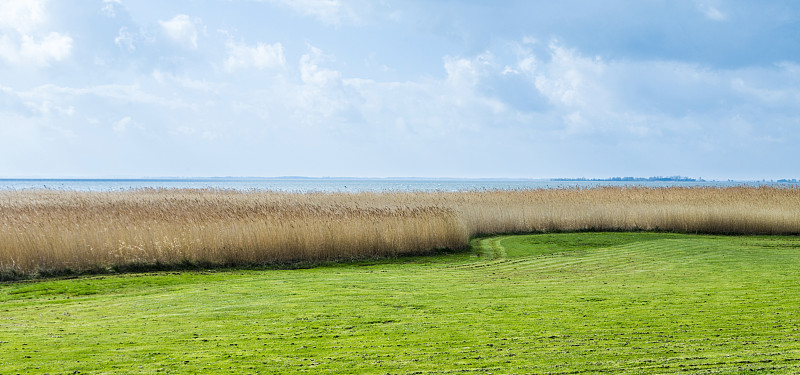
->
[552,176,705,182]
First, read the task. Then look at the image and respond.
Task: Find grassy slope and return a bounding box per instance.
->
[2,232,800,374]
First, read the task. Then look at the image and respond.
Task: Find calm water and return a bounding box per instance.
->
[0,178,796,193]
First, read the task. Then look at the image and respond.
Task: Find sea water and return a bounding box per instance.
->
[0,178,795,193]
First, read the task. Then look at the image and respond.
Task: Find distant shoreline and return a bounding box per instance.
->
[1,176,797,182]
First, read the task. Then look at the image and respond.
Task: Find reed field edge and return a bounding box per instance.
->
[2,186,800,278]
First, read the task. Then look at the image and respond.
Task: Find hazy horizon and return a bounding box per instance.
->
[0,175,789,182]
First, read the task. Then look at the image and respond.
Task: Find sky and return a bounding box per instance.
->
[1,0,799,179]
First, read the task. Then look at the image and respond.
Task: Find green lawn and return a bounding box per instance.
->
[2,232,800,374]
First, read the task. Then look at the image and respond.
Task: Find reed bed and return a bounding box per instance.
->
[2,186,799,278]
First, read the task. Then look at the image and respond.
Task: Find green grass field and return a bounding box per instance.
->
[2,232,800,374]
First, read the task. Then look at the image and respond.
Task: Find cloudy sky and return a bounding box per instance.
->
[1,0,798,179]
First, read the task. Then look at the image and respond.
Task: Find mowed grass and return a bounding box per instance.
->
[2,232,800,374]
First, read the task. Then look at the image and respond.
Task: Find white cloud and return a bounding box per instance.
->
[0,0,72,67]
[0,0,45,33]
[444,52,493,89]
[114,27,135,51]
[491,39,800,144]
[224,40,285,72]
[22,98,74,117]
[0,31,72,67]
[697,3,727,21]
[159,14,201,49]
[299,46,340,85]
[101,0,123,18]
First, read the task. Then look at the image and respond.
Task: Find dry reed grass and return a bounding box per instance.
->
[2,186,799,277]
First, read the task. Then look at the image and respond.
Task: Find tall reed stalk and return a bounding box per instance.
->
[2,186,799,277]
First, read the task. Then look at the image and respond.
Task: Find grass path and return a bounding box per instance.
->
[2,232,800,373]
[476,236,509,259]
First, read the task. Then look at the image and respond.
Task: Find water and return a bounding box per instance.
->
[0,178,796,193]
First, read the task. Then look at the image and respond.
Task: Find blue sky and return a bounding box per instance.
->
[1,0,799,179]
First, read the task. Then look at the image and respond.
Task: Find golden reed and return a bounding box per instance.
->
[2,186,799,277]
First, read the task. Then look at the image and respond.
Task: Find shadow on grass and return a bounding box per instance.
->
[0,246,470,283]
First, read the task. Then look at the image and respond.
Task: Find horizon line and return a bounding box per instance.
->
[1,176,795,182]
